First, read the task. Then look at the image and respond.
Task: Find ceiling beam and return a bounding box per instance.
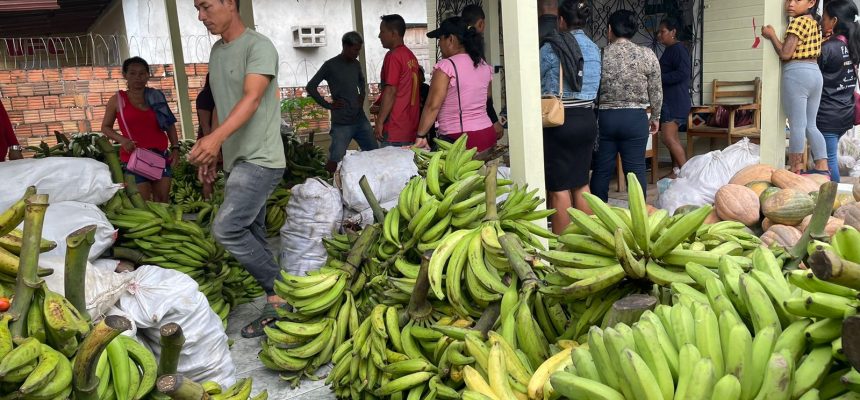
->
[0,1,59,12]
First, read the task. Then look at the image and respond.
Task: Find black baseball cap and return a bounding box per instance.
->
[427,17,467,38]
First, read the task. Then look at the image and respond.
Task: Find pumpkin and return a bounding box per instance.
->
[745,181,773,198]
[854,182,860,202]
[834,193,857,213]
[760,225,803,248]
[762,217,774,231]
[761,189,814,226]
[797,215,844,236]
[704,209,721,224]
[714,184,760,226]
[835,202,860,230]
[760,187,781,205]
[806,174,831,186]
[729,164,776,186]
[771,169,821,193]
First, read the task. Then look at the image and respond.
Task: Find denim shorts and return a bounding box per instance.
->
[660,115,687,128]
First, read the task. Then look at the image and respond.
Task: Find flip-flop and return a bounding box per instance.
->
[241,302,287,338]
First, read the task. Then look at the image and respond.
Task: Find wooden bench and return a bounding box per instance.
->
[686,78,761,156]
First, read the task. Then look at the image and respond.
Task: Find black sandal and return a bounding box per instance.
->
[241,302,287,338]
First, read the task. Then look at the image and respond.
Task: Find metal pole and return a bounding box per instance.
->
[164,0,194,140]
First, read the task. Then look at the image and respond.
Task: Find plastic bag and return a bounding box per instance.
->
[338,147,419,213]
[115,265,236,387]
[280,178,343,276]
[839,128,860,177]
[0,158,121,211]
[18,201,116,261]
[40,256,134,320]
[659,138,759,214]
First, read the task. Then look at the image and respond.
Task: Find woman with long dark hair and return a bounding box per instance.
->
[590,10,663,202]
[818,0,859,182]
[101,57,179,202]
[539,0,601,233]
[657,17,691,177]
[414,16,495,152]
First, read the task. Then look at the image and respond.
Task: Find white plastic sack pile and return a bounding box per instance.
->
[338,147,419,213]
[114,265,236,387]
[838,127,860,178]
[0,158,121,210]
[40,257,134,320]
[658,138,760,214]
[17,201,116,261]
[280,178,343,276]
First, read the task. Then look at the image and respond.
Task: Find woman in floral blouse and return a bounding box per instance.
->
[590,9,663,202]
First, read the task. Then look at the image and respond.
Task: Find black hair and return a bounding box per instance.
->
[342,31,364,46]
[825,0,860,65]
[462,4,485,26]
[559,0,591,30]
[660,16,685,40]
[122,57,150,74]
[380,14,407,37]
[608,9,637,39]
[440,16,485,67]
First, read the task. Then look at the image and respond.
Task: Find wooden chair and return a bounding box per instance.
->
[616,130,659,193]
[686,78,762,156]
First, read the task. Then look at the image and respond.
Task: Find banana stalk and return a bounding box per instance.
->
[844,316,860,373]
[96,136,125,184]
[73,315,132,400]
[602,294,657,329]
[9,194,48,339]
[124,174,147,209]
[499,234,539,289]
[405,252,434,323]
[65,225,97,322]
[808,248,860,290]
[155,374,207,400]
[110,246,146,265]
[158,323,186,377]
[787,181,837,270]
[344,225,380,277]
[484,162,499,221]
[472,301,501,338]
[359,175,385,224]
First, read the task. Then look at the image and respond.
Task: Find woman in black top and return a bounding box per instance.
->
[818,0,859,182]
[656,17,691,177]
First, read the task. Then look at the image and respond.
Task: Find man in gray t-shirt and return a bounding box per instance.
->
[306,31,378,172]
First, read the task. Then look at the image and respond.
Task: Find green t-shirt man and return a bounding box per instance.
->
[209,29,285,172]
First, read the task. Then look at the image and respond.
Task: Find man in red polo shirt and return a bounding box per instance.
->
[0,101,21,162]
[372,14,421,147]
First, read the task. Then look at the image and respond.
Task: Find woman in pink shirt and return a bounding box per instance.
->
[414,16,496,152]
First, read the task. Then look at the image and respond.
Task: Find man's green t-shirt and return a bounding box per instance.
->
[209,29,285,172]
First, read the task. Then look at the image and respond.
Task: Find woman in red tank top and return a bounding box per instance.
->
[100,57,179,202]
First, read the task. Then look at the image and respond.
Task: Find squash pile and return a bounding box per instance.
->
[709,164,860,247]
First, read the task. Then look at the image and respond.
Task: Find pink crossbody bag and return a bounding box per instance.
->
[117,91,165,181]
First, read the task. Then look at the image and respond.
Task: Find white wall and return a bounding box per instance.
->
[120,0,426,87]
[89,0,129,65]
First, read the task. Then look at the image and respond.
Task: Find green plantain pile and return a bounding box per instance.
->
[105,199,265,328]
[281,133,329,188]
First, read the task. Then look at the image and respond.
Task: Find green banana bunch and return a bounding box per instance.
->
[265,187,291,238]
[282,133,329,187]
[202,377,267,400]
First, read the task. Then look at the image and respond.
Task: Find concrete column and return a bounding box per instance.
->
[427,0,438,63]
[352,0,371,115]
[759,1,788,167]
[485,0,503,139]
[164,0,194,139]
[239,0,255,29]
[500,0,547,225]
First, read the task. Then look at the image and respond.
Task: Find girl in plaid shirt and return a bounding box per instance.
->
[762,0,828,175]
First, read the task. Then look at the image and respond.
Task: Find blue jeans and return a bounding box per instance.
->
[823,131,844,182]
[329,118,378,162]
[590,108,650,201]
[212,161,284,296]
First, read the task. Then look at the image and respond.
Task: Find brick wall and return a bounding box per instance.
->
[0,63,379,151]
